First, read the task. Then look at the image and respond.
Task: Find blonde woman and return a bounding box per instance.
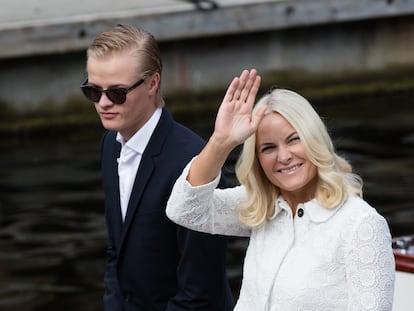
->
[166,69,395,310]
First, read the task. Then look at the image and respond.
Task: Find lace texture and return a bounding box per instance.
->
[166,162,395,311]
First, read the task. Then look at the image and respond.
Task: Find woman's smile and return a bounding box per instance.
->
[277,163,303,174]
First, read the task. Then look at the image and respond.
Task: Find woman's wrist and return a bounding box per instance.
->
[210,132,238,153]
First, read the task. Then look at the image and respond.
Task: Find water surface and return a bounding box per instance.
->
[0,89,412,310]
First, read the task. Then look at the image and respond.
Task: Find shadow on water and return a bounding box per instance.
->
[0,88,413,310]
[0,140,106,310]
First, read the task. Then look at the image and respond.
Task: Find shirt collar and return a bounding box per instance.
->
[116,108,162,154]
[272,196,344,222]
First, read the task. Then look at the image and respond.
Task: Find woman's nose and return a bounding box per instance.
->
[278,146,292,163]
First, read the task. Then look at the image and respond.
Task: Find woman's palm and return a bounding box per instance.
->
[215,69,264,147]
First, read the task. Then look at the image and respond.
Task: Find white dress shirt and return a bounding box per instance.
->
[166,159,395,311]
[117,108,162,221]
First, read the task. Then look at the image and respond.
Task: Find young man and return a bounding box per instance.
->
[81,24,234,311]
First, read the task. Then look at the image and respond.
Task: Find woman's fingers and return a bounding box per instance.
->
[247,74,261,105]
[223,76,240,103]
[220,69,261,122]
[232,70,250,102]
[238,69,257,103]
[214,69,262,146]
[224,69,259,105]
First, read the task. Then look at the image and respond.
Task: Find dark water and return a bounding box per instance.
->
[0,89,413,310]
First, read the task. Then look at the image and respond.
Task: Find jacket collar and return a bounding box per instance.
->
[272,196,344,223]
[116,108,162,154]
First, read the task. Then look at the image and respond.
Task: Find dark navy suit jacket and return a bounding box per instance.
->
[101,108,234,311]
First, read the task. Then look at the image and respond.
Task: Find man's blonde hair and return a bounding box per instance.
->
[87,24,165,107]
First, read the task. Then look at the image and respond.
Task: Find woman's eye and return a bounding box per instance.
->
[260,146,274,153]
[288,136,300,143]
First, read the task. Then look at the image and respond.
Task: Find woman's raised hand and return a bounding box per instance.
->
[187,69,265,186]
[213,69,265,149]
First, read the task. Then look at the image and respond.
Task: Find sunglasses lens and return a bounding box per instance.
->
[82,86,102,102]
[80,81,132,105]
[106,89,127,105]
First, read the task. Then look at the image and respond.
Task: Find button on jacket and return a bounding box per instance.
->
[166,160,395,311]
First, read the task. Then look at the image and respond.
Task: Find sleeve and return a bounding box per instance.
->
[103,242,123,310]
[100,132,124,310]
[166,158,251,237]
[345,211,395,310]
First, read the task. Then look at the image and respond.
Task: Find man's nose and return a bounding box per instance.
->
[96,92,114,107]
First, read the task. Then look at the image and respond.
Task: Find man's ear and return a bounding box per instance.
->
[147,73,160,96]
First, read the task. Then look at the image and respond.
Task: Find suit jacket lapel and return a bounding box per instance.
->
[103,132,123,248]
[120,151,155,238]
[119,108,172,245]
[112,142,123,246]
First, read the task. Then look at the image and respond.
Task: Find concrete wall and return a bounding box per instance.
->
[161,16,414,91]
[1,0,414,112]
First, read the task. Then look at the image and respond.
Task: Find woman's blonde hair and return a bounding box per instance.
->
[86,24,165,107]
[235,88,363,228]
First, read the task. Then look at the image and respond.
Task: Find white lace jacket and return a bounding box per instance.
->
[166,161,395,311]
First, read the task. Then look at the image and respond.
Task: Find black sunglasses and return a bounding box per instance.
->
[80,78,145,105]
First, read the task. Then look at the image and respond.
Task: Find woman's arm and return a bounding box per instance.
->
[166,160,251,236]
[346,212,395,310]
